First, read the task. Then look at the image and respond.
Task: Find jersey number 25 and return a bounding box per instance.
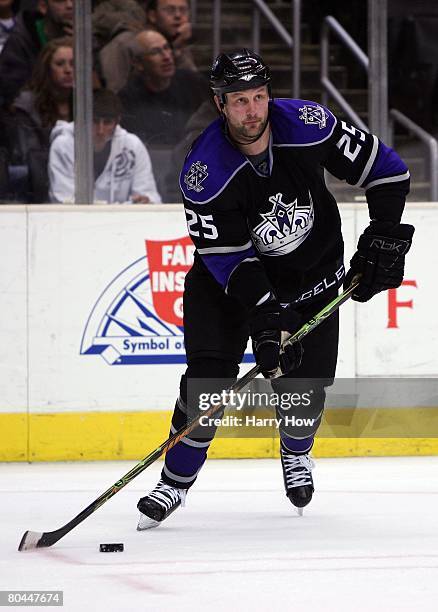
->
[186,210,218,240]
[336,121,366,162]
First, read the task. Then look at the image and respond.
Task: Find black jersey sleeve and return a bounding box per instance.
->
[321,118,410,222]
[271,100,410,223]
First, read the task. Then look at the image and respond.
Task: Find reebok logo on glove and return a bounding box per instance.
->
[369,237,410,254]
[344,220,415,303]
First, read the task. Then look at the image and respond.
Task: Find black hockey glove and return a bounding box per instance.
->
[344,220,414,302]
[249,300,303,379]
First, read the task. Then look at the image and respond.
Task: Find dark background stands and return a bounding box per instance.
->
[0,0,74,108]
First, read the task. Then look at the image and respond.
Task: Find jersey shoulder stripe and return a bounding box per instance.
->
[179,118,248,204]
[363,139,410,188]
[271,98,337,147]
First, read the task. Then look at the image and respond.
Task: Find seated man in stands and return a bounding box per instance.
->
[93,0,147,93]
[118,28,207,145]
[48,89,161,204]
[145,0,196,71]
[0,0,74,107]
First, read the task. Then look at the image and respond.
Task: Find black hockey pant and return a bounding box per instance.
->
[161,262,339,490]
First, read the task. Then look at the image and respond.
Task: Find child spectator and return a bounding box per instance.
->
[48,88,161,204]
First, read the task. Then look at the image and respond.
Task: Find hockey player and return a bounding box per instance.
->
[137,50,414,529]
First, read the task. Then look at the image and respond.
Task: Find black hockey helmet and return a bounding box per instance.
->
[210,49,271,101]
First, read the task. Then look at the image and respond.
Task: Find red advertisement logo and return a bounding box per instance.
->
[145,237,195,326]
[387,279,417,328]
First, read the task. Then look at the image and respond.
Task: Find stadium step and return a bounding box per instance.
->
[190,0,433,201]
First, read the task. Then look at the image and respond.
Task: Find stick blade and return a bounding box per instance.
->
[18,530,44,551]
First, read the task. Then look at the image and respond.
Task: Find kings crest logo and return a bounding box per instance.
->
[80,237,194,365]
[184,161,208,193]
[251,191,314,255]
[299,104,328,129]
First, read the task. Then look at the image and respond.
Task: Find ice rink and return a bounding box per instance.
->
[1,457,438,611]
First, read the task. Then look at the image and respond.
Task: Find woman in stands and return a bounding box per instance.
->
[8,36,74,165]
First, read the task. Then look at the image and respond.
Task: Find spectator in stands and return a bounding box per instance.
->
[119,29,206,145]
[0,0,74,107]
[145,0,196,71]
[6,36,73,164]
[93,0,146,93]
[0,1,19,54]
[171,98,217,185]
[48,88,161,203]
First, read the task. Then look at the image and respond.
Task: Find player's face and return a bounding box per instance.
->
[221,86,270,143]
[50,46,74,89]
[93,117,118,152]
[149,0,190,39]
[46,0,74,25]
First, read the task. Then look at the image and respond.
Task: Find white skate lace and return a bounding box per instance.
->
[282,452,315,487]
[147,480,186,511]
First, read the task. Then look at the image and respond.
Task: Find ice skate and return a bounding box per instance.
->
[281,448,315,515]
[137,479,186,530]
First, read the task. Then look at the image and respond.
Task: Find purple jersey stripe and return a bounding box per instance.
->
[201,246,258,287]
[365,140,408,186]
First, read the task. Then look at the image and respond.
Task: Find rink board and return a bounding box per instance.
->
[0,409,436,462]
[0,203,436,460]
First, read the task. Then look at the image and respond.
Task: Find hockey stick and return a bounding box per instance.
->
[18,277,359,551]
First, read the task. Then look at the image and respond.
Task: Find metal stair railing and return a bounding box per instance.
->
[321,15,438,201]
[190,0,197,24]
[389,110,438,201]
[321,15,369,132]
[212,0,302,98]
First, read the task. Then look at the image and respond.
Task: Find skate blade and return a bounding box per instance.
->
[137,514,161,531]
[295,507,304,517]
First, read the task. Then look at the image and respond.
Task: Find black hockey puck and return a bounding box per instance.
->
[99,543,124,552]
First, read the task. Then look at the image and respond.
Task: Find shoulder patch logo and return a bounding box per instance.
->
[184,161,209,193]
[299,104,328,129]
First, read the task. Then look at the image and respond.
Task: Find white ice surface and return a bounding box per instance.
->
[1,457,438,612]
